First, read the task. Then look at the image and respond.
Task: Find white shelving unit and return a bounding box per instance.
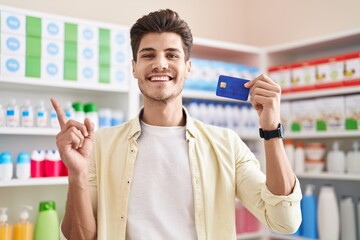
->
[1,4,360,240]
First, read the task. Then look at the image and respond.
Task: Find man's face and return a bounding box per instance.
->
[132,32,191,103]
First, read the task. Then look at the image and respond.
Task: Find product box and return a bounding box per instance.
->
[290,62,316,91]
[78,44,98,63]
[111,28,129,49]
[0,33,26,56]
[345,94,360,130]
[280,101,292,133]
[41,59,63,81]
[290,99,317,132]
[111,66,129,87]
[111,48,129,66]
[342,52,360,85]
[0,11,26,35]
[78,25,98,45]
[41,39,64,60]
[78,63,98,84]
[0,54,25,77]
[268,65,291,92]
[316,96,345,131]
[42,18,64,40]
[314,57,343,89]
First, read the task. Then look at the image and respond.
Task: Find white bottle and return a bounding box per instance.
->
[84,102,99,130]
[340,196,356,240]
[5,98,20,127]
[35,100,48,128]
[49,107,59,128]
[346,142,360,174]
[20,99,34,127]
[327,141,346,173]
[0,152,13,181]
[318,185,339,240]
[284,139,295,170]
[294,141,305,174]
[16,152,31,180]
[0,101,5,127]
[64,101,75,122]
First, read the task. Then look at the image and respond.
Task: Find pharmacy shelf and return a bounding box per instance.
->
[281,85,360,101]
[237,231,263,240]
[297,172,360,181]
[286,130,360,139]
[0,177,68,187]
[0,77,129,93]
[0,127,59,136]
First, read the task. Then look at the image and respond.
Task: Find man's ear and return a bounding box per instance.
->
[132,60,138,79]
[185,59,192,79]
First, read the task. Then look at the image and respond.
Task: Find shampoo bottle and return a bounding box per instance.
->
[14,206,33,240]
[318,185,339,240]
[301,184,317,239]
[34,201,59,240]
[294,141,305,174]
[346,141,360,174]
[340,196,356,240]
[327,141,345,173]
[0,208,13,240]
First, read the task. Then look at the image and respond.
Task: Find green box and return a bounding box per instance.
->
[99,28,110,47]
[64,41,77,61]
[26,56,41,78]
[26,16,42,37]
[99,64,110,83]
[64,60,77,81]
[26,36,42,57]
[65,23,78,42]
[99,46,110,65]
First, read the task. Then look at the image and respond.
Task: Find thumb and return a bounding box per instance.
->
[244,80,253,88]
[84,117,95,137]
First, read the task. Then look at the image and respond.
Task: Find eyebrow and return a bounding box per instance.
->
[138,47,182,53]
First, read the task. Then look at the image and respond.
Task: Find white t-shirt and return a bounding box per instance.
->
[126,121,196,240]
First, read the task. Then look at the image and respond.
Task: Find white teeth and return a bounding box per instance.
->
[150,76,170,81]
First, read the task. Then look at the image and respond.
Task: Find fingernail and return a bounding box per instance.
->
[84,132,89,137]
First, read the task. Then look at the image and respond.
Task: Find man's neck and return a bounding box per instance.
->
[141,99,185,127]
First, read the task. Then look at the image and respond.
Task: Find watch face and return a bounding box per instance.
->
[279,123,285,138]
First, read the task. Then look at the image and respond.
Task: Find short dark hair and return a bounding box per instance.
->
[130,9,193,61]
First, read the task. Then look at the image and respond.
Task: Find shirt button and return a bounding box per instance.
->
[121,216,125,220]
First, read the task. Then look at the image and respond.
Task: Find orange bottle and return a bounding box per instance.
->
[0,208,12,240]
[14,206,33,240]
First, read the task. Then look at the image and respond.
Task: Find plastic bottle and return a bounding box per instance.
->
[327,141,345,173]
[284,139,295,169]
[318,185,339,240]
[34,201,59,240]
[72,101,85,123]
[340,196,356,240]
[0,101,5,127]
[99,108,112,128]
[14,206,33,240]
[64,101,75,121]
[5,98,20,127]
[346,141,360,174]
[0,208,12,240]
[111,109,124,126]
[0,152,13,181]
[16,152,31,180]
[84,102,99,130]
[301,184,317,239]
[294,141,305,174]
[20,99,34,128]
[44,150,62,177]
[30,150,45,178]
[49,107,59,128]
[35,101,48,128]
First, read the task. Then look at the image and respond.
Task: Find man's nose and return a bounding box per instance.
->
[152,56,169,70]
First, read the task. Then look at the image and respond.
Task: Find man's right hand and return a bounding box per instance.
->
[50,98,94,176]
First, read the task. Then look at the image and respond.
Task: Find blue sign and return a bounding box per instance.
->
[6,59,20,72]
[6,37,20,51]
[47,23,60,36]
[6,16,20,30]
[83,28,94,40]
[116,34,125,44]
[47,43,59,56]
[46,63,58,76]
[83,48,93,60]
[83,67,93,79]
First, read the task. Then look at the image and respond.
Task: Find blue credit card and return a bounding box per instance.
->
[216,75,250,101]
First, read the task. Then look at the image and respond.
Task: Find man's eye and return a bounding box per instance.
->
[141,54,154,58]
[167,54,179,59]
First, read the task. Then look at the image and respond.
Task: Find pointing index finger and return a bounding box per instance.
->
[50,97,67,128]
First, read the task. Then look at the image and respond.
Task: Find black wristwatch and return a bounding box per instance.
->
[259,123,284,140]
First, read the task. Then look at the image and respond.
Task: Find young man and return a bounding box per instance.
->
[54,9,302,240]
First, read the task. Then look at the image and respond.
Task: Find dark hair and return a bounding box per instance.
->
[130,9,193,61]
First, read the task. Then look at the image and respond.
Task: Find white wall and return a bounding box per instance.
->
[1,0,359,46]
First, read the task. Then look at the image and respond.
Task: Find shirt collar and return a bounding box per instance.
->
[127,107,198,141]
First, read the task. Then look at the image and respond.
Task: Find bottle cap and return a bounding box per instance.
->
[39,201,56,212]
[305,184,315,195]
[72,102,84,112]
[20,206,33,220]
[0,208,8,222]
[84,102,98,113]
[17,152,31,164]
[0,152,12,164]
